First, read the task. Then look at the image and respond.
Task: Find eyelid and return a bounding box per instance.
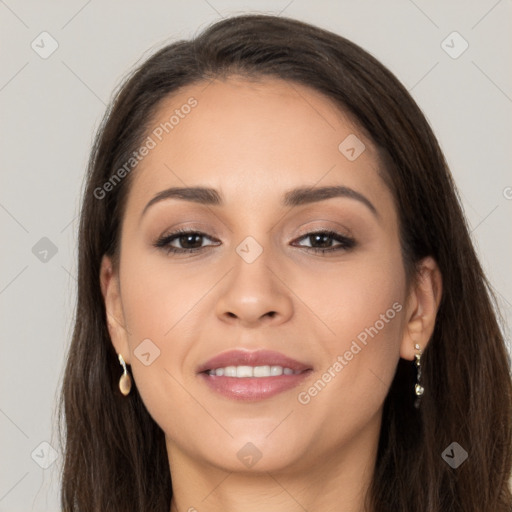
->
[153,226,356,256]
[292,229,356,250]
[293,219,353,239]
[155,228,219,248]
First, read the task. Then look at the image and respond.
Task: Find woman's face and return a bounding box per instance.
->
[102,76,415,475]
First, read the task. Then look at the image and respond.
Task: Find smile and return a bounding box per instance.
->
[205,365,302,377]
[197,349,313,401]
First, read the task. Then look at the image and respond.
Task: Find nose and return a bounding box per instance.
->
[214,248,294,328]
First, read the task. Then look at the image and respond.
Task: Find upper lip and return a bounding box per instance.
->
[197,349,313,373]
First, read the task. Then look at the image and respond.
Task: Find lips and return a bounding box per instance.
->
[197,349,312,374]
[197,349,313,401]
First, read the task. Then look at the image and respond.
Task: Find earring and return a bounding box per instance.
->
[118,354,132,396]
[413,343,424,408]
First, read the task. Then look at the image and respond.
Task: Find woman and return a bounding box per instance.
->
[58,13,512,512]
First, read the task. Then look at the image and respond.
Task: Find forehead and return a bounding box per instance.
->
[123,76,389,217]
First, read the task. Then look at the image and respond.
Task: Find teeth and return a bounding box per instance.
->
[206,365,300,377]
[254,365,271,377]
[270,365,283,376]
[224,366,237,377]
[237,365,253,378]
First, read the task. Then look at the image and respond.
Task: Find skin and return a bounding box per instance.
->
[100,77,442,512]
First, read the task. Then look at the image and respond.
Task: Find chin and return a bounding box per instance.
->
[196,434,310,474]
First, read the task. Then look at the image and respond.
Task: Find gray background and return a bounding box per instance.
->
[1,0,511,510]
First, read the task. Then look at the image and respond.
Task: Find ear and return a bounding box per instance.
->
[99,254,131,364]
[400,256,443,361]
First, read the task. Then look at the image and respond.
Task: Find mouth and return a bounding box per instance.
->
[197,349,313,401]
[205,365,303,377]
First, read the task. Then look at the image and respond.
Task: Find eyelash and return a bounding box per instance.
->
[153,228,356,255]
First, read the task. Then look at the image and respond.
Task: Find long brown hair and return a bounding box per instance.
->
[58,13,512,511]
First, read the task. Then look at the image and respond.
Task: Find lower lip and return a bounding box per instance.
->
[198,371,312,401]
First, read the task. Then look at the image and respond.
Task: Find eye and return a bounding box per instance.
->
[292,230,356,253]
[153,228,356,256]
[153,229,219,255]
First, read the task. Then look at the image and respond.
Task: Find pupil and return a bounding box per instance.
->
[312,234,330,248]
[181,234,201,248]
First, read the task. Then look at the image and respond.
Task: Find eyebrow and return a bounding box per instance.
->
[140,185,378,219]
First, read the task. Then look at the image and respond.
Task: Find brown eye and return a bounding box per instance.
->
[154,230,219,254]
[293,230,356,253]
[174,233,203,250]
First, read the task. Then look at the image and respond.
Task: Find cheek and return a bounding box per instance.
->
[297,246,406,406]
[329,266,404,348]
[298,245,405,351]
[117,253,202,419]
[119,250,211,340]
[295,291,404,446]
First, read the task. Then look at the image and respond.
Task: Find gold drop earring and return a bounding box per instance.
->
[118,354,132,396]
[413,343,424,408]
